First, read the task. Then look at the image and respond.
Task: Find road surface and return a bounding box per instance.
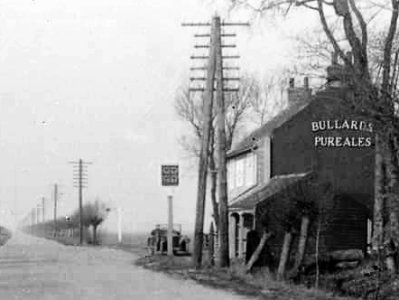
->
[0,231,246,300]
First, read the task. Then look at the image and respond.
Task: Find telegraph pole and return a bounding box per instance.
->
[36,204,40,224]
[183,17,217,268]
[42,197,45,223]
[31,208,35,233]
[70,159,91,245]
[117,207,122,244]
[183,15,248,268]
[79,159,83,244]
[53,183,58,237]
[214,16,229,267]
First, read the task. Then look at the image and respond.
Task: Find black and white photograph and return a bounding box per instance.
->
[0,0,398,299]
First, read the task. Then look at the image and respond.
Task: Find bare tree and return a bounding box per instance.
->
[246,74,287,126]
[72,199,109,245]
[175,74,258,230]
[228,0,399,274]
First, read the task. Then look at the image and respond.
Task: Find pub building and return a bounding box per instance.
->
[226,59,375,265]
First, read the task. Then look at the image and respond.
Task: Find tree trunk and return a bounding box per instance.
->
[209,222,215,266]
[384,137,399,273]
[373,134,385,252]
[93,225,98,245]
[315,217,322,289]
[277,231,294,281]
[290,215,310,276]
[192,16,217,269]
[215,16,229,268]
[246,230,273,272]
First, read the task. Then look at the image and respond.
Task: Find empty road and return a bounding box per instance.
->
[0,231,246,300]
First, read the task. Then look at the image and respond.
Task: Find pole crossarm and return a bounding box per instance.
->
[194,45,236,48]
[221,22,250,26]
[189,88,239,92]
[190,77,240,81]
[191,55,209,59]
[182,22,211,26]
[222,55,240,59]
[182,22,249,27]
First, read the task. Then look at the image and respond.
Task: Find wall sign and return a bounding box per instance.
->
[312,120,373,147]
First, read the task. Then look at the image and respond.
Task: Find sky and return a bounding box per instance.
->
[0,0,320,233]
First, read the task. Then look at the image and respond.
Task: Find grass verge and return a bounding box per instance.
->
[133,254,355,300]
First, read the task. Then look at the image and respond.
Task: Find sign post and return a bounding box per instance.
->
[161,165,179,256]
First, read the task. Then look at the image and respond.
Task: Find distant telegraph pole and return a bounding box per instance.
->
[183,15,248,268]
[53,183,58,237]
[42,197,45,223]
[70,159,91,245]
[36,204,40,224]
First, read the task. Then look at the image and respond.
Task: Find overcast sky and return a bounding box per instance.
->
[0,0,319,232]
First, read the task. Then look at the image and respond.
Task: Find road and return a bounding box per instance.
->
[0,231,246,300]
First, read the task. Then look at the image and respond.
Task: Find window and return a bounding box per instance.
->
[236,158,244,187]
[244,154,256,186]
[227,152,257,193]
[227,161,235,190]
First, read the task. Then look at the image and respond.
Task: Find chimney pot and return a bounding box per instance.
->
[289,78,295,88]
[346,51,353,64]
[304,77,309,89]
[331,52,338,65]
[287,77,312,106]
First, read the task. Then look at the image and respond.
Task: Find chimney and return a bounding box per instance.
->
[287,77,312,106]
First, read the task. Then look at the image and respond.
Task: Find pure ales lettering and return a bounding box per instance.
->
[311,120,373,148]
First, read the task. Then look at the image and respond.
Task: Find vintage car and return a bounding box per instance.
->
[147,224,190,255]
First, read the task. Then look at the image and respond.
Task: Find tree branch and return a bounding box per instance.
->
[317,0,349,65]
[348,0,367,50]
[382,0,399,93]
[338,1,367,75]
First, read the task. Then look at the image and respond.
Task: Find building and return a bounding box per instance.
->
[227,62,374,265]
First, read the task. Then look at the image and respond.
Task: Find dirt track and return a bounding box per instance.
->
[0,231,246,300]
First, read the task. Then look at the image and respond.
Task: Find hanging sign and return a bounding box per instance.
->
[161,165,179,186]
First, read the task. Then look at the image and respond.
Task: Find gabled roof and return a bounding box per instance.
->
[227,100,312,158]
[229,172,311,210]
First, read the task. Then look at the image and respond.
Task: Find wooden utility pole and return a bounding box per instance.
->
[183,17,217,268]
[117,207,122,244]
[214,16,229,267]
[36,204,40,224]
[42,197,45,223]
[183,16,248,268]
[78,159,83,245]
[53,183,58,237]
[70,158,91,245]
